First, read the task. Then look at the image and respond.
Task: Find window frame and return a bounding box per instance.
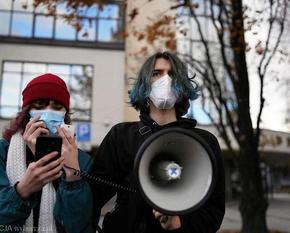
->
[0,0,125,50]
[0,60,93,121]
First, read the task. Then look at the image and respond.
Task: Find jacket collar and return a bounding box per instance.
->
[139,113,197,132]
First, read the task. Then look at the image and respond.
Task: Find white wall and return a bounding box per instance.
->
[0,43,125,147]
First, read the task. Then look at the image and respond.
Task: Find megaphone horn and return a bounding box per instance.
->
[134,127,217,215]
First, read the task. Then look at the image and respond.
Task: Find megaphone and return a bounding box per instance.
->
[134,127,217,215]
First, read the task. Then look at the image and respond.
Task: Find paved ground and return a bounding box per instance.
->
[99,193,290,232]
[219,193,290,233]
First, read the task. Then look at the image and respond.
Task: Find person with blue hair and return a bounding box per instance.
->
[90,51,225,233]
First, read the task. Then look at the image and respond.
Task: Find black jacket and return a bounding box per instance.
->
[90,114,225,233]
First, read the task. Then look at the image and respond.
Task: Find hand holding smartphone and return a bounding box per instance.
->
[60,124,75,137]
[35,135,62,163]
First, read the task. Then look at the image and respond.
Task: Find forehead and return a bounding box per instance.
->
[154,58,171,70]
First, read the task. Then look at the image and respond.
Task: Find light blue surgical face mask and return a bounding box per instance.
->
[29,109,65,135]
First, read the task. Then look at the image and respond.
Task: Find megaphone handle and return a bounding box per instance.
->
[159,215,169,224]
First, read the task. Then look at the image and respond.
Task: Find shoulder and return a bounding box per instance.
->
[111,121,140,131]
[0,139,9,161]
[192,127,218,140]
[78,149,91,161]
[191,128,221,152]
[0,138,9,148]
[78,149,92,172]
[107,121,140,137]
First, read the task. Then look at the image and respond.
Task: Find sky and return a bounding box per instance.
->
[244,0,290,132]
[177,0,290,132]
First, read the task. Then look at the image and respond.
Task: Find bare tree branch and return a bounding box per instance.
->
[255,0,287,147]
[187,1,239,144]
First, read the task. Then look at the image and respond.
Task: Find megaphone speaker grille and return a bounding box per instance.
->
[134,128,217,215]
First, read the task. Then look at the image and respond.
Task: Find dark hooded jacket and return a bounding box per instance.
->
[90,113,225,233]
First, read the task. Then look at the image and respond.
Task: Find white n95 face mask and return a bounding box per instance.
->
[149,74,178,109]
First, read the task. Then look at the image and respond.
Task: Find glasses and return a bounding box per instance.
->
[31,99,65,111]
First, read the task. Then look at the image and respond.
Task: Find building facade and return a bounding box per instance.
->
[0,0,125,150]
[0,0,289,198]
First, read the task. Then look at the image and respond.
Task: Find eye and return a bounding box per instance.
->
[152,71,162,78]
[50,101,64,110]
[31,100,49,109]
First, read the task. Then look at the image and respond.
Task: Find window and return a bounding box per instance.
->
[185,100,212,125]
[0,0,124,45]
[0,61,93,121]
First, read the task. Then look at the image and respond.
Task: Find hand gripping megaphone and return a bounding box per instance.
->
[134,127,217,215]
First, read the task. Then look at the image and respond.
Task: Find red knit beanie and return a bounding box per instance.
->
[22,73,70,110]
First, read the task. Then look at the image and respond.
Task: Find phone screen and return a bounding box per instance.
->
[35,135,62,162]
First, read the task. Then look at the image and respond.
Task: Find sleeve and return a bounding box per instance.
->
[89,126,122,225]
[178,132,225,233]
[0,139,38,225]
[54,150,95,233]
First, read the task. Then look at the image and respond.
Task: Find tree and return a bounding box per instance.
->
[30,0,288,232]
[139,1,287,233]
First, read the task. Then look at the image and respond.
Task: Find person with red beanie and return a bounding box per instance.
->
[0,73,95,233]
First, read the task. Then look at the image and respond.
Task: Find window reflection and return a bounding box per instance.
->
[22,74,37,91]
[11,13,33,37]
[34,3,49,14]
[23,63,46,73]
[98,19,120,42]
[55,17,76,40]
[0,73,21,106]
[35,16,54,38]
[13,0,34,12]
[0,61,93,120]
[48,64,70,75]
[185,100,212,125]
[3,62,22,72]
[71,66,84,76]
[0,0,12,10]
[77,5,98,17]
[0,12,10,35]
[77,19,96,41]
[0,0,123,44]
[0,107,19,118]
[99,4,119,18]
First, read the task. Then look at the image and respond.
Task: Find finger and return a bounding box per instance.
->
[152,210,169,224]
[153,210,162,218]
[29,127,49,139]
[58,128,74,146]
[159,215,169,224]
[40,157,65,173]
[25,116,41,129]
[25,121,48,137]
[61,127,75,145]
[35,151,59,166]
[25,119,46,132]
[40,162,64,181]
[26,128,49,152]
[43,170,63,184]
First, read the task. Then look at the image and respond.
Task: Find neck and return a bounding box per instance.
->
[149,105,177,125]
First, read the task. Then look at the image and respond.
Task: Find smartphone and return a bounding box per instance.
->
[35,135,62,163]
[60,123,75,137]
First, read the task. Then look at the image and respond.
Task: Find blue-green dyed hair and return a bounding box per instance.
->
[128,51,199,117]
